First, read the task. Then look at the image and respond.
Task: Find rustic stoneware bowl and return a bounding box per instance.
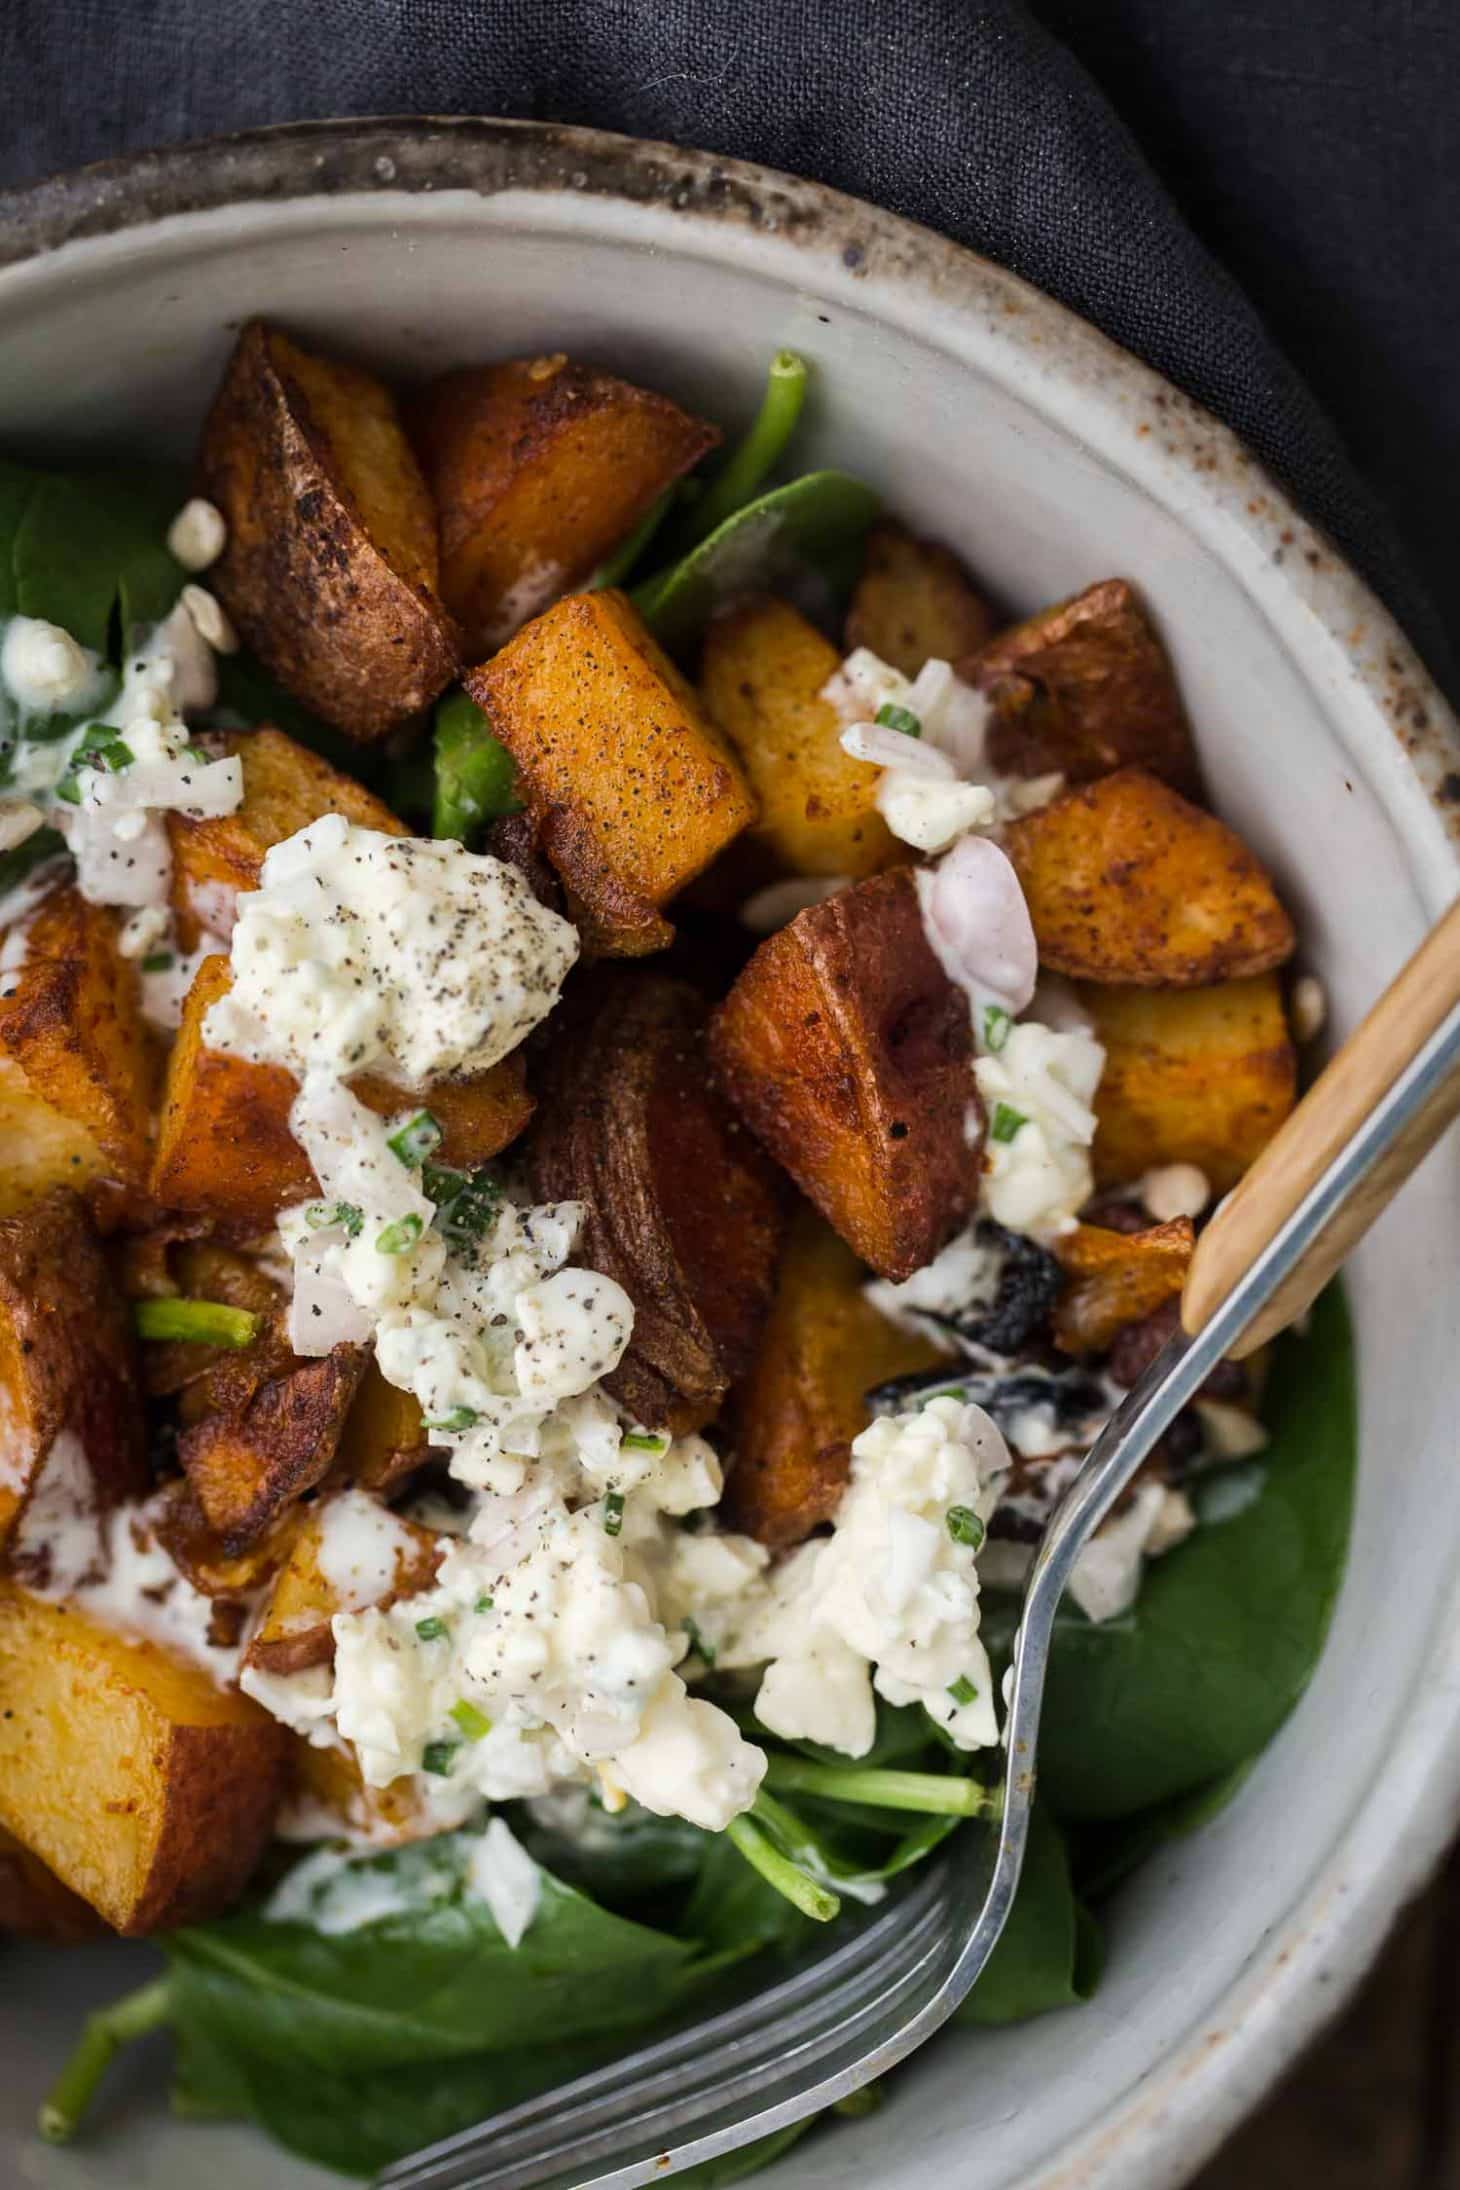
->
[1,117,1457,2190]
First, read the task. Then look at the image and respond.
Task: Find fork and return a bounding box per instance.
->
[382,898,1460,2190]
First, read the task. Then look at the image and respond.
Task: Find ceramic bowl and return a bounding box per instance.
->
[1,118,1457,2190]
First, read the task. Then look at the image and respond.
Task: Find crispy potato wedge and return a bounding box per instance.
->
[1080,975,1298,1192]
[199,321,458,739]
[244,1492,443,1676]
[844,520,998,676]
[335,1360,434,1496]
[0,1053,110,1215]
[725,1206,947,1547]
[0,1822,106,1941]
[965,579,1201,795]
[168,726,405,945]
[1004,768,1296,985]
[0,1190,145,1557]
[699,596,899,879]
[710,867,980,1282]
[151,956,533,1233]
[1052,1217,1195,1355]
[178,1341,366,1551]
[0,1582,287,1933]
[409,354,719,656]
[152,1481,301,1601]
[530,973,786,1433]
[289,1737,444,1848]
[0,886,154,1189]
[467,590,756,954]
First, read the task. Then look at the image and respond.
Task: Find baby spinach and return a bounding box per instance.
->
[0,456,186,652]
[957,1804,1102,2026]
[431,688,522,841]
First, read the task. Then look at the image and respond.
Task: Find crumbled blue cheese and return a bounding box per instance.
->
[206,815,578,1085]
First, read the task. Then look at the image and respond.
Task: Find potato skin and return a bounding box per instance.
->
[699,596,899,879]
[467,590,756,955]
[151,956,533,1235]
[0,1189,146,1555]
[529,972,786,1432]
[0,1824,106,1941]
[410,354,719,656]
[724,1206,946,1547]
[244,1494,442,1676]
[845,520,998,677]
[1080,976,1297,1191]
[0,886,154,1191]
[710,868,981,1282]
[964,579,1201,796]
[1052,1217,1195,1355]
[179,1340,366,1551]
[199,322,458,739]
[1004,767,1296,986]
[0,1583,287,1934]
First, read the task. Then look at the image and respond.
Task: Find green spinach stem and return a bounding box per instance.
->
[680,351,808,547]
[39,1976,173,2144]
[727,1812,839,1923]
[762,1756,997,1818]
[589,487,677,588]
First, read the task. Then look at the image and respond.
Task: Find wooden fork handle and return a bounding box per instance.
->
[1182,894,1460,1358]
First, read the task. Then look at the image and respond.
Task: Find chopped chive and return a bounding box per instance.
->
[761,1755,992,1817]
[376,1212,424,1255]
[874,701,922,739]
[449,1698,492,1743]
[387,1109,443,1166]
[474,1594,494,1614]
[304,1199,364,1237]
[414,1616,448,1641]
[427,1163,503,1246]
[133,1297,260,1349]
[990,1101,1027,1144]
[141,950,175,974]
[421,1740,459,1777]
[621,1430,669,1455]
[683,1616,717,1667]
[603,1492,625,1538]
[422,1406,480,1433]
[726,1812,839,1924]
[946,1505,985,1550]
[982,1004,1012,1053]
[947,1675,979,1707]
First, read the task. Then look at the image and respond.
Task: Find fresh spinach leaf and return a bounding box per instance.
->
[983,1284,1356,1820]
[9,465,185,652]
[513,1796,711,1907]
[633,471,880,653]
[958,1803,1101,2026]
[1071,1759,1258,1902]
[0,825,66,900]
[207,651,363,776]
[432,688,522,841]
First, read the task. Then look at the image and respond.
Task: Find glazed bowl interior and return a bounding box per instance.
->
[1,121,1457,2190]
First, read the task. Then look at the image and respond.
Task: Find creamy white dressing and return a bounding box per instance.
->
[315,1488,430,1609]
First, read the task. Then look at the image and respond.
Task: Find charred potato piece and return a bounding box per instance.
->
[0,1190,145,1556]
[410,354,719,656]
[290,1736,446,1848]
[1004,768,1296,986]
[699,596,898,879]
[178,1342,366,1551]
[152,955,533,1234]
[710,867,980,1282]
[467,590,756,955]
[1081,976,1297,1192]
[244,1493,443,1676]
[0,1582,287,1934]
[1052,1217,1195,1355]
[530,973,786,1433]
[725,1206,947,1547]
[168,726,405,945]
[0,1822,106,1941]
[152,1481,301,1601]
[0,886,153,1189]
[0,1053,110,1215]
[845,520,998,676]
[965,579,1201,795]
[335,1360,435,1496]
[199,321,458,739]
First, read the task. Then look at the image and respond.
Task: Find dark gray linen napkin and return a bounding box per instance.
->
[0,0,1453,695]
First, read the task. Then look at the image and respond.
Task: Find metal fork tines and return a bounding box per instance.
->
[381,997,1460,2190]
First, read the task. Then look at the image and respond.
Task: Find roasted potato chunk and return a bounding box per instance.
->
[244,1492,443,1676]
[467,590,756,954]
[1004,768,1296,985]
[289,1737,444,1848]
[0,1053,110,1215]
[710,868,980,1282]
[725,1206,947,1547]
[199,322,458,739]
[178,1341,366,1550]
[699,596,898,879]
[0,1190,145,1556]
[335,1360,434,1495]
[168,726,405,944]
[410,355,719,656]
[0,886,153,1189]
[0,1583,288,1934]
[152,956,533,1233]
[530,973,786,1433]
[152,1481,301,1601]
[845,520,997,676]
[0,1823,105,1942]
[1052,1217,1195,1355]
[965,578,1201,795]
[1081,976,1298,1191]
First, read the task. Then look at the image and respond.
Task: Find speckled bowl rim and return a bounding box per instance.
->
[2,114,1458,2190]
